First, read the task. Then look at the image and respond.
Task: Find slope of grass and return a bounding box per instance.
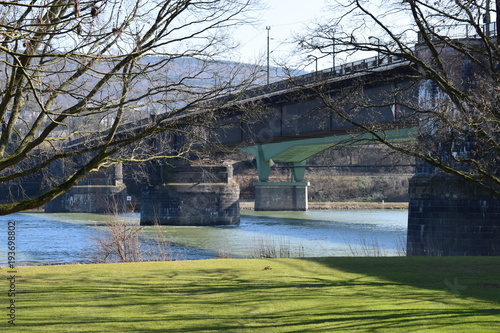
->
[3,257,500,332]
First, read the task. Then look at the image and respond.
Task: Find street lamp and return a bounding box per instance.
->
[330,29,336,74]
[307,54,318,74]
[266,26,271,85]
[368,36,381,66]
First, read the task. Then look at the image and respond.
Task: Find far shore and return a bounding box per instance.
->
[240,201,408,211]
[26,201,408,213]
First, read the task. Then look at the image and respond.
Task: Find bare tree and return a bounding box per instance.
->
[297,0,500,197]
[0,0,263,214]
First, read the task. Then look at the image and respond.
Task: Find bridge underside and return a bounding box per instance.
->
[240,128,417,211]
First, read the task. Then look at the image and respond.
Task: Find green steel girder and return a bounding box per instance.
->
[240,127,417,182]
[291,160,307,182]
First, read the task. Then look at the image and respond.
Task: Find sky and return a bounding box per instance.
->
[232,0,331,72]
[230,0,419,73]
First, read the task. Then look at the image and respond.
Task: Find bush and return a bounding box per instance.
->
[86,216,174,263]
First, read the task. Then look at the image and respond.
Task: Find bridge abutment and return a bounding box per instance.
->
[254,182,309,211]
[45,163,128,213]
[140,165,240,226]
[407,173,500,256]
[45,184,128,213]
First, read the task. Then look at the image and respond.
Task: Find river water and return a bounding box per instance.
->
[0,210,408,266]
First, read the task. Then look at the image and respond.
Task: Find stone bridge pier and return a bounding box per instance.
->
[407,173,500,256]
[140,164,240,226]
[406,41,500,256]
[45,163,127,213]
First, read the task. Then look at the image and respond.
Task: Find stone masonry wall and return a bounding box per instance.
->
[407,173,500,256]
[140,165,240,226]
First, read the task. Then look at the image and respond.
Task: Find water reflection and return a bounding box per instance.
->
[0,210,407,266]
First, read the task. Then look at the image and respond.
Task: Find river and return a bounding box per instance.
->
[0,209,408,266]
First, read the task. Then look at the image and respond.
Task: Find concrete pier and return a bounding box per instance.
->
[407,173,500,256]
[254,182,309,211]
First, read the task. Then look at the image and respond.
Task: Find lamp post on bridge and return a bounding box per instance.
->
[307,54,318,75]
[369,36,381,66]
[331,29,336,74]
[266,26,271,85]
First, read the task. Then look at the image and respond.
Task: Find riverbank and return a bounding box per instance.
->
[240,201,408,210]
[10,257,500,332]
[26,201,408,213]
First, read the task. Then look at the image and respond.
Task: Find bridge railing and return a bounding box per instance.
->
[242,22,499,100]
[417,22,497,43]
[300,54,408,81]
[236,54,409,101]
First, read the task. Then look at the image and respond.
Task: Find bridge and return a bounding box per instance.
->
[46,44,500,256]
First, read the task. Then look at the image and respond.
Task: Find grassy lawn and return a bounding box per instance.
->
[3,257,500,332]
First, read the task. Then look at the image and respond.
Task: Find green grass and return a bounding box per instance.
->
[3,257,500,332]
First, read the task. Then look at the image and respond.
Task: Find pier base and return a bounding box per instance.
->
[45,163,128,214]
[407,173,500,256]
[45,184,127,213]
[254,182,309,211]
[140,165,240,226]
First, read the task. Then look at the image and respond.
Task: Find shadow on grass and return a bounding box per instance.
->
[303,256,500,304]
